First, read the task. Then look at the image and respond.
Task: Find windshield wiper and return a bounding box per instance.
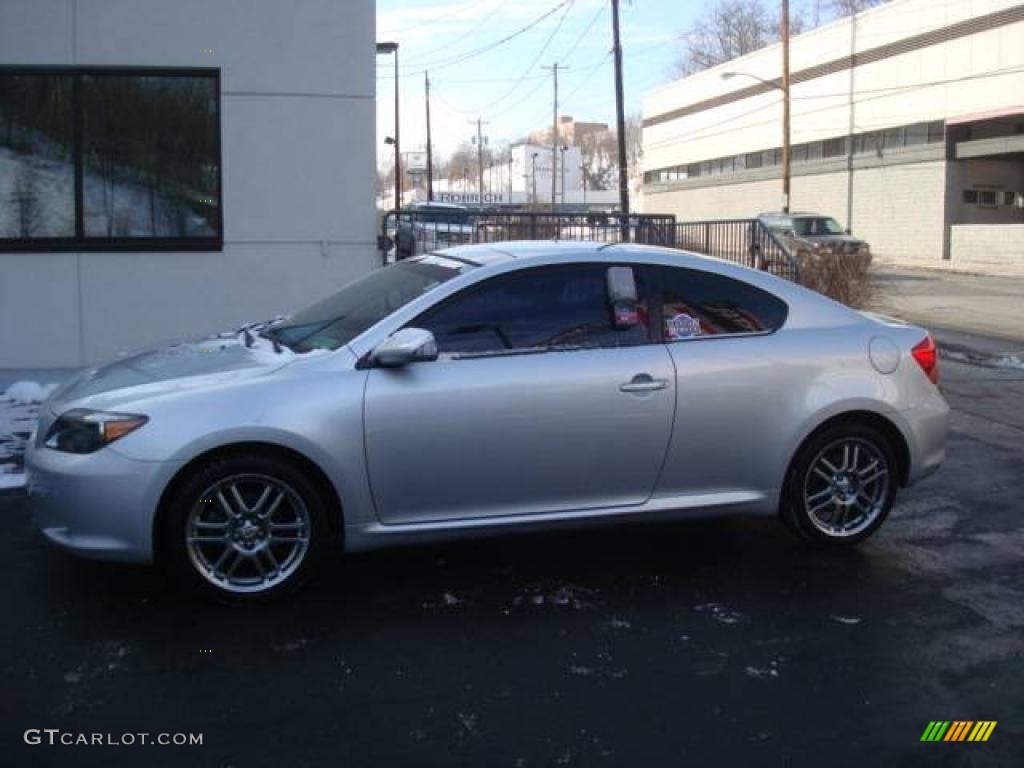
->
[259,327,286,354]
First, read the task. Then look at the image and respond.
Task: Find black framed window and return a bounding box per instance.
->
[656,266,788,339]
[0,67,221,251]
[822,137,846,158]
[415,265,651,357]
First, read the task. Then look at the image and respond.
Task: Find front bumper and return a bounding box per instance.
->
[26,441,182,564]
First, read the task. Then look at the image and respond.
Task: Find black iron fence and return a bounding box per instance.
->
[379,210,799,283]
[673,219,800,282]
[380,210,677,258]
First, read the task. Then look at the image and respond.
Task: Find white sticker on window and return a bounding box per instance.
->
[666,312,701,339]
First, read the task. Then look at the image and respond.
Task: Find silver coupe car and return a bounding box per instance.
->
[27,242,948,599]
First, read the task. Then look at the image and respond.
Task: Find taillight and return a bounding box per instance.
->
[911,335,939,385]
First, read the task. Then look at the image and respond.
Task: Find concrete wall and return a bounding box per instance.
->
[0,0,377,369]
[949,159,1024,225]
[643,159,950,266]
[950,224,1024,273]
[642,0,1024,173]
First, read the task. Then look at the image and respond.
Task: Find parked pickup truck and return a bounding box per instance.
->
[757,212,871,259]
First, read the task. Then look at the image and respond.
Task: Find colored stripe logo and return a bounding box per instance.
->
[920,721,997,742]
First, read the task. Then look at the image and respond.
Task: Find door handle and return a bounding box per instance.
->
[619,374,669,393]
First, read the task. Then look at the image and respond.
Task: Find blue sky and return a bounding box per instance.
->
[375,0,702,161]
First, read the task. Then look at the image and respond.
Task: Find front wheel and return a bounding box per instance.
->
[781,423,897,546]
[163,454,330,600]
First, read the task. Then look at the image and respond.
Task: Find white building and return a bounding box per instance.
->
[0,0,377,370]
[509,142,583,203]
[641,0,1024,272]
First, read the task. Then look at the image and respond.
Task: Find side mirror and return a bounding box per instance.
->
[371,328,438,367]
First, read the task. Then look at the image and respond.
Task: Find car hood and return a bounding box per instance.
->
[46,333,294,413]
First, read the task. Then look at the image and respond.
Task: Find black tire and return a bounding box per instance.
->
[780,422,898,547]
[162,454,331,601]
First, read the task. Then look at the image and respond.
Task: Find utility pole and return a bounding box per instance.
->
[781,0,792,213]
[531,152,539,205]
[560,146,567,204]
[425,70,434,201]
[470,117,488,205]
[611,0,630,237]
[542,63,564,208]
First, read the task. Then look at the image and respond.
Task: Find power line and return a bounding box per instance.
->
[486,56,609,122]
[643,63,1024,152]
[395,0,572,73]
[399,0,510,66]
[453,0,577,117]
[557,3,606,63]
[384,0,496,37]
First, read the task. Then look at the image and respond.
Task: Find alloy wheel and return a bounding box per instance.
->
[185,473,311,594]
[802,438,890,538]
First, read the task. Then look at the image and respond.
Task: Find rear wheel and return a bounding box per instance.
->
[163,455,329,600]
[781,423,897,546]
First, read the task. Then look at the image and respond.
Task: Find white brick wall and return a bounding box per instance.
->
[950,224,1024,273]
[641,162,949,266]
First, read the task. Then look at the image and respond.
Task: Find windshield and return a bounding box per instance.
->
[268,256,471,352]
[792,217,845,236]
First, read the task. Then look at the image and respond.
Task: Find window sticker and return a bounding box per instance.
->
[614,304,640,328]
[666,311,702,339]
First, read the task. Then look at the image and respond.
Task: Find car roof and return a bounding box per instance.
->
[432,240,606,266]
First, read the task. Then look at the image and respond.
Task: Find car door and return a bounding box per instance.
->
[651,265,793,499]
[362,263,676,524]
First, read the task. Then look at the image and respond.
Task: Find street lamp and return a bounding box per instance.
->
[376,41,400,212]
[723,64,791,213]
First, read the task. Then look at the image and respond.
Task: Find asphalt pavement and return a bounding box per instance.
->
[1,333,1022,766]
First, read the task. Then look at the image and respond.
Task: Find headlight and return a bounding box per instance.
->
[43,409,148,454]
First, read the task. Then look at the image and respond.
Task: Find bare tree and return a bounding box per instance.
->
[9,166,42,237]
[828,0,887,15]
[673,0,812,76]
[446,144,477,187]
[674,0,889,76]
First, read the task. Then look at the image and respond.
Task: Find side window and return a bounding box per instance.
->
[415,265,650,357]
[656,267,788,340]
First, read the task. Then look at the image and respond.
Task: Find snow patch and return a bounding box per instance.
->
[4,381,58,404]
[830,614,862,625]
[694,602,745,625]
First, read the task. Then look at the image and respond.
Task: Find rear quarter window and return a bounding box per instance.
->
[655,266,788,340]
